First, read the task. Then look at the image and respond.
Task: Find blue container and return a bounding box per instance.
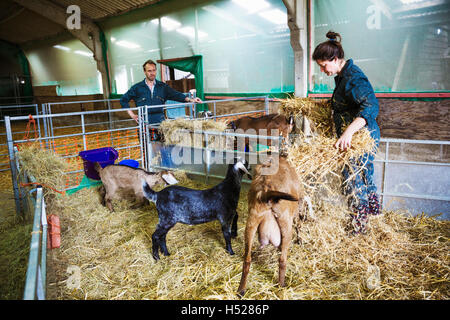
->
[79,147,119,180]
[119,159,139,168]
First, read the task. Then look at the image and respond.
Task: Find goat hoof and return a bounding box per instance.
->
[152,253,160,261]
[130,203,144,209]
[237,289,245,298]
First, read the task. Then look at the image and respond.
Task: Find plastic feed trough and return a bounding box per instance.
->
[79,147,119,180]
[118,159,139,168]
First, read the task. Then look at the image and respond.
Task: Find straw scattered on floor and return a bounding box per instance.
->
[15,114,449,300]
[43,183,449,300]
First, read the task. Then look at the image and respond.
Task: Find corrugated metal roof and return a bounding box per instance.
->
[51,0,162,20]
[0,0,162,45]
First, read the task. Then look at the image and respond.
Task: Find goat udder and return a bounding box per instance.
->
[258,214,281,248]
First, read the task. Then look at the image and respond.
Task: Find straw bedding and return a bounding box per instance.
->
[43,185,448,300]
[16,105,449,300]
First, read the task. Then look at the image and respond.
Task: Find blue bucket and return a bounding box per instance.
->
[79,147,119,180]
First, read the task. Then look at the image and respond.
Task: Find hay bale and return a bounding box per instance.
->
[159,118,230,150]
[17,142,69,198]
[279,97,334,137]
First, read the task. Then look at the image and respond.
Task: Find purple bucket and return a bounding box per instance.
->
[79,147,119,180]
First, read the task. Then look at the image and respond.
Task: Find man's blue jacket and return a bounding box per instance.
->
[120,79,187,124]
[332,59,380,142]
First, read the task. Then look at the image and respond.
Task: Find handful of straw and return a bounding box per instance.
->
[279,97,377,196]
[287,128,376,181]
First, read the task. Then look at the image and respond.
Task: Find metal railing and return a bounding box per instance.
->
[0,104,43,172]
[375,138,450,219]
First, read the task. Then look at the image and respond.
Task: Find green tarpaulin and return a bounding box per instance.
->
[158,55,207,112]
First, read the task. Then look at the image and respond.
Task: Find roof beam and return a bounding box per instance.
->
[13,0,110,97]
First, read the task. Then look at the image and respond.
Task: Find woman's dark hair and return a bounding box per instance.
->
[312,31,344,61]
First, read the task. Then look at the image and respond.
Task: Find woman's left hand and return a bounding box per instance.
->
[335,117,367,151]
[335,130,353,151]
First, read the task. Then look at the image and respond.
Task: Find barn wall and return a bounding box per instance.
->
[378,99,450,141]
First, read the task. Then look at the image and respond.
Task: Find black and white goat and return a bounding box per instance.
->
[142,158,251,260]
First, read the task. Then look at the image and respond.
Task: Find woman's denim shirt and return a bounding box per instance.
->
[332,59,380,142]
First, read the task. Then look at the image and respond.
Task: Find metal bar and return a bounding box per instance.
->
[212,109,267,119]
[34,104,42,139]
[374,159,450,167]
[44,98,120,106]
[382,141,389,209]
[12,125,140,144]
[9,106,142,121]
[379,138,450,145]
[40,201,47,299]
[81,114,87,151]
[264,96,269,114]
[23,187,43,300]
[5,117,22,216]
[41,103,49,149]
[48,103,55,151]
[380,192,450,202]
[204,132,210,184]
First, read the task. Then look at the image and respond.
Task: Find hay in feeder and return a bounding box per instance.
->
[279,97,334,137]
[17,142,69,199]
[159,118,229,150]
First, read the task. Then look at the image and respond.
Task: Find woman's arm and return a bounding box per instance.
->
[335,117,366,150]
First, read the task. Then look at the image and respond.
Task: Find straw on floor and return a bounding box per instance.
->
[16,114,449,300]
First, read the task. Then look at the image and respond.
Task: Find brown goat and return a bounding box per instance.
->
[95,163,178,212]
[237,156,304,296]
[228,114,294,150]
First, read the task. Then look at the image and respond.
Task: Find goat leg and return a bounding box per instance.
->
[105,198,114,212]
[152,222,174,260]
[151,232,161,261]
[237,213,260,296]
[277,216,294,287]
[159,231,171,256]
[99,185,106,206]
[231,212,238,238]
[221,224,234,255]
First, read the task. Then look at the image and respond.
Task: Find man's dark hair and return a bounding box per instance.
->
[143,59,157,70]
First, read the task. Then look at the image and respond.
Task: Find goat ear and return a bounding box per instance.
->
[162,173,178,185]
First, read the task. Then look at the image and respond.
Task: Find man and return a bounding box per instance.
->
[120,59,202,125]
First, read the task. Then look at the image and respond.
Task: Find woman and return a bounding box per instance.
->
[312,31,381,235]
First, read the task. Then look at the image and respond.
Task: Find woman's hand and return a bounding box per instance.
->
[335,130,353,151]
[335,117,367,151]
